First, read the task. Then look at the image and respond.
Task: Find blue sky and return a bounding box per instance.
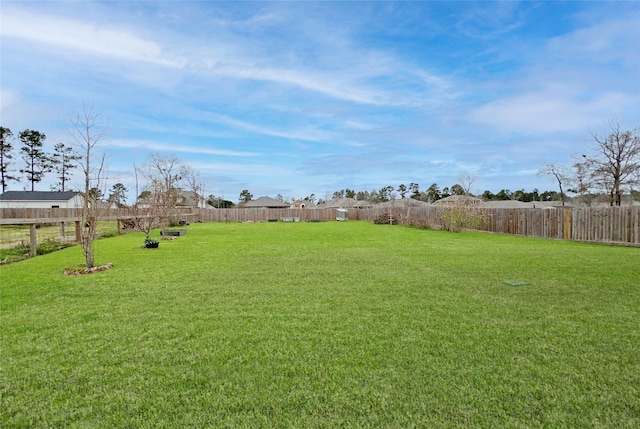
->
[1,1,639,202]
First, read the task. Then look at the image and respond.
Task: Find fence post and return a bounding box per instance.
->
[29,224,37,257]
[75,221,82,242]
[563,208,572,240]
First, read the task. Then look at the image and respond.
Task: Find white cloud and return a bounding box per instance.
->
[207,113,340,144]
[468,91,632,135]
[108,139,260,157]
[0,7,184,67]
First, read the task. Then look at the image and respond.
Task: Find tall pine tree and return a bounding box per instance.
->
[19,129,50,191]
[0,127,20,192]
[51,142,81,191]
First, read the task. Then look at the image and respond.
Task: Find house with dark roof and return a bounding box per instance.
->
[0,191,83,209]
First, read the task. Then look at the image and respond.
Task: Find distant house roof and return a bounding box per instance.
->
[318,198,373,208]
[433,195,482,206]
[0,191,80,201]
[376,198,431,209]
[243,196,290,208]
[482,200,531,209]
[291,200,315,209]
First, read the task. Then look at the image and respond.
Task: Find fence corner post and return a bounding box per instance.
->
[29,223,37,257]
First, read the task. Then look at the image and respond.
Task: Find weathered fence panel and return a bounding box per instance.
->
[2,206,639,245]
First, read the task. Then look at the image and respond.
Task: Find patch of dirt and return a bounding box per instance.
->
[64,262,113,276]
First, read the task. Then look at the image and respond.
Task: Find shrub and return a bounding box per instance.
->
[36,238,66,255]
[373,213,398,225]
[439,204,486,232]
[144,238,159,248]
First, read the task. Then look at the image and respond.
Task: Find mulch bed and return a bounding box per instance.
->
[63,262,113,276]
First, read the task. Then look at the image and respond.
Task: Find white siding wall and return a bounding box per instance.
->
[0,195,83,209]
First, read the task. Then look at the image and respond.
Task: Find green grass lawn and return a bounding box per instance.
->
[1,222,638,428]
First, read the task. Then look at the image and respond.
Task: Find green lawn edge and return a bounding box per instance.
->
[1,222,639,428]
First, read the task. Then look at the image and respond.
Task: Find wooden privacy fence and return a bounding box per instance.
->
[1,206,639,246]
[193,208,343,223]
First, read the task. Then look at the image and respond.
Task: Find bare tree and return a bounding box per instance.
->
[458,174,476,195]
[137,153,183,237]
[569,155,597,206]
[538,162,570,206]
[586,121,640,206]
[70,103,107,268]
[180,164,205,209]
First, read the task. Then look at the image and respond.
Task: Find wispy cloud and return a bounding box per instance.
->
[1,1,638,199]
[109,139,261,158]
[207,113,341,145]
[0,6,185,68]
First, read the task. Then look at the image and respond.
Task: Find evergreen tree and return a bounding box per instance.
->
[19,129,50,191]
[109,182,128,206]
[0,127,20,192]
[51,142,81,191]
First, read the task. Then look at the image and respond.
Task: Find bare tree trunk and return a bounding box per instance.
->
[71,102,107,269]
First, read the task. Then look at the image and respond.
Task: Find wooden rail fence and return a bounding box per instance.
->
[2,206,639,247]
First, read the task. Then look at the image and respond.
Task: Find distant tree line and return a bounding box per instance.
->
[4,119,637,209]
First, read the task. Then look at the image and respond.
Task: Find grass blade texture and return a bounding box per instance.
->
[1,222,639,428]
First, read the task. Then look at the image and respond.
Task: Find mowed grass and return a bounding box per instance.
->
[1,221,638,428]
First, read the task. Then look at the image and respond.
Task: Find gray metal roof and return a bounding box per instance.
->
[0,191,80,201]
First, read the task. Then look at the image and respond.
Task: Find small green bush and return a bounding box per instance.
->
[36,238,68,255]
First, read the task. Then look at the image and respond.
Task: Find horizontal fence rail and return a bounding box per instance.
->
[1,206,638,245]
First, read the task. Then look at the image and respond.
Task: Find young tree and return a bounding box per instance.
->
[538,162,570,206]
[0,127,19,192]
[19,129,50,191]
[138,153,183,236]
[70,104,108,269]
[586,121,640,206]
[51,142,81,191]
